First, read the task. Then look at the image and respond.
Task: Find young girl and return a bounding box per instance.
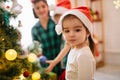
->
[55,6,96,80]
[31,0,62,76]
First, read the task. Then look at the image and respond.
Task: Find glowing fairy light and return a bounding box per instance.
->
[113,0,120,9]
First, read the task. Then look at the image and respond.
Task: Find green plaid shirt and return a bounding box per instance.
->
[32,17,62,75]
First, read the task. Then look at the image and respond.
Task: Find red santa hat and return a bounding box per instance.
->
[56,0,71,9]
[55,6,94,42]
[49,0,71,22]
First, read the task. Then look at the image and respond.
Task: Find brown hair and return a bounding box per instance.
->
[32,0,48,5]
[88,36,96,56]
[62,14,96,56]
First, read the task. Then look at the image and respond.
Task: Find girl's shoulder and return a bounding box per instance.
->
[77,46,95,60]
[73,46,92,56]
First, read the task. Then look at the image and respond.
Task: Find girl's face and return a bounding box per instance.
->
[33,1,49,18]
[63,16,89,47]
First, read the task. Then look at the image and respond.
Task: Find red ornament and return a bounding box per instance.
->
[23,70,30,77]
[95,10,99,15]
[95,10,100,19]
[6,6,10,8]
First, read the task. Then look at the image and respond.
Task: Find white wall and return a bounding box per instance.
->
[103,0,120,65]
[103,0,120,53]
[70,0,88,8]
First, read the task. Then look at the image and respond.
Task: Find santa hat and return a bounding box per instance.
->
[55,6,94,42]
[49,0,71,22]
[56,0,71,9]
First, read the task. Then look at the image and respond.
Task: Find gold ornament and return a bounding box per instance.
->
[0,36,5,41]
[93,15,97,20]
[2,38,4,41]
[32,72,41,80]
[5,49,17,61]
[28,53,37,62]
[19,74,25,80]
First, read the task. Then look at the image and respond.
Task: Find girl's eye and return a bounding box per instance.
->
[36,7,40,10]
[42,5,46,8]
[75,29,81,32]
[64,30,69,33]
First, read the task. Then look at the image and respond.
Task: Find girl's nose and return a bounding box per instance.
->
[69,31,74,37]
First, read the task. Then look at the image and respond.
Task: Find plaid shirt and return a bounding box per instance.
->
[32,17,62,75]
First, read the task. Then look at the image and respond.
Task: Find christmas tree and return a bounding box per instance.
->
[0,0,50,80]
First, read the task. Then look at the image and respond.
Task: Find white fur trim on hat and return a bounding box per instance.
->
[55,24,62,35]
[54,7,68,15]
[56,10,93,35]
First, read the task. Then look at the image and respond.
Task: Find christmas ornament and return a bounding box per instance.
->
[39,56,47,64]
[28,53,37,62]
[19,74,25,80]
[32,72,41,80]
[5,49,17,61]
[6,6,10,9]
[93,14,97,20]
[95,10,99,19]
[5,5,11,12]
[23,70,30,77]
[11,0,23,15]
[113,0,120,9]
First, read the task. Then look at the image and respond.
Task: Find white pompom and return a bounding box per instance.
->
[55,24,62,35]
